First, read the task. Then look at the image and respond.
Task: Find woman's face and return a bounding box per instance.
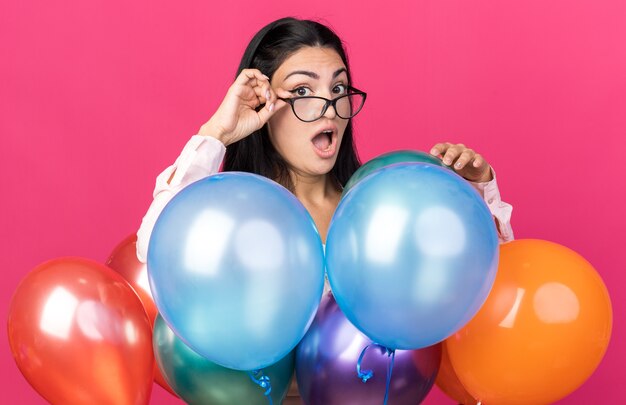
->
[269,46,350,179]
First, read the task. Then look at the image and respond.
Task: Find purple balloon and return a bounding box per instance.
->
[296,293,441,405]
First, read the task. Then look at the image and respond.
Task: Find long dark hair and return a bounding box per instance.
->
[222,17,361,191]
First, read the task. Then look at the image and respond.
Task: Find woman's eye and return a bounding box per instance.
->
[292,87,311,97]
[332,84,347,95]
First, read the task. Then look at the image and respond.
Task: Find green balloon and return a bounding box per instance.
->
[343,150,449,196]
[153,314,295,405]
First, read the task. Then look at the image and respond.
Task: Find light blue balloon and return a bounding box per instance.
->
[326,163,499,350]
[148,172,325,370]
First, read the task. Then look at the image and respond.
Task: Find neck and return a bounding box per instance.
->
[290,171,340,206]
[285,170,342,244]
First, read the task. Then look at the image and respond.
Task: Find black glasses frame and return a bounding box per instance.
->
[278,86,367,123]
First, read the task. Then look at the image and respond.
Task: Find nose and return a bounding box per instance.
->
[322,100,338,119]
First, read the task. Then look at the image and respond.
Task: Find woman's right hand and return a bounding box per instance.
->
[198,69,286,146]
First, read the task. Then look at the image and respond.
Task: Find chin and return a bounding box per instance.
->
[289,152,339,178]
[294,163,333,179]
[312,159,338,176]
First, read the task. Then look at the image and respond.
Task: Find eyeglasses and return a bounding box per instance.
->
[279,87,367,123]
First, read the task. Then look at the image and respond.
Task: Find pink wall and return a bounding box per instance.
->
[2,0,624,403]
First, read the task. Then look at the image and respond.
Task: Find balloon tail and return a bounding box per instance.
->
[356,344,396,405]
[356,344,375,382]
[383,349,396,405]
[248,369,274,405]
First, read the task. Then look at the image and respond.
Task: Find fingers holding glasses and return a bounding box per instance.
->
[251,81,275,111]
[255,94,288,127]
[240,70,289,116]
[199,69,286,145]
[235,68,270,88]
[235,69,290,122]
[235,69,271,108]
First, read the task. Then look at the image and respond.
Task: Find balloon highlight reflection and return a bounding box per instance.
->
[327,163,499,349]
[8,257,154,405]
[148,172,325,370]
[446,239,613,405]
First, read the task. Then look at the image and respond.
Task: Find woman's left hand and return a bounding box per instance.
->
[430,142,493,182]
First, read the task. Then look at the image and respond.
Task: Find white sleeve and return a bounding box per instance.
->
[136,135,226,263]
[467,168,515,244]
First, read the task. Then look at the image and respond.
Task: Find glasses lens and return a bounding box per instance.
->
[291,93,366,122]
[292,98,327,122]
[336,93,365,119]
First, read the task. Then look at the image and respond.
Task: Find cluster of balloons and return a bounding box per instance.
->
[8,150,613,405]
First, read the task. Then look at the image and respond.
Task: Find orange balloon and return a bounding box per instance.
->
[8,257,154,405]
[106,234,177,397]
[435,341,478,405]
[446,239,612,405]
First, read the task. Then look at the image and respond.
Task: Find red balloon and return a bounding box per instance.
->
[106,234,177,397]
[435,341,477,405]
[106,234,157,324]
[8,257,154,405]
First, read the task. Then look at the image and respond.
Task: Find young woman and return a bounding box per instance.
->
[136,17,513,404]
[136,17,513,264]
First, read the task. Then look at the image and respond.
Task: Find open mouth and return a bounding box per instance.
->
[312,129,334,152]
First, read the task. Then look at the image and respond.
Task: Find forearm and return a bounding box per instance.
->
[467,168,514,243]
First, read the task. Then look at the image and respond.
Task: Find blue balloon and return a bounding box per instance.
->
[148,172,325,370]
[326,163,499,350]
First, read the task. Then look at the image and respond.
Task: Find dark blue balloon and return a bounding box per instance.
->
[296,294,441,405]
[148,172,325,371]
[326,163,499,349]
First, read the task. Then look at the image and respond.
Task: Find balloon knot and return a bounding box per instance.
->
[248,370,273,402]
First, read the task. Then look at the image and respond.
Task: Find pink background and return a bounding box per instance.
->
[2,0,624,403]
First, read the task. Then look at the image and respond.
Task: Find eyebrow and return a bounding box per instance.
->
[283,67,348,81]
